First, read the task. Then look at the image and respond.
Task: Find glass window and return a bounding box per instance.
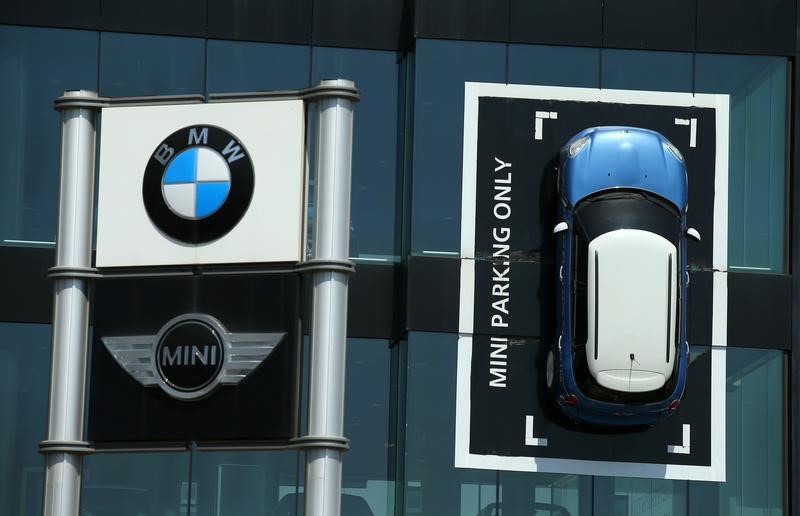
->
[0,323,51,516]
[411,39,506,256]
[405,333,497,516]
[99,32,205,97]
[189,450,301,516]
[311,47,402,260]
[712,347,784,514]
[601,49,693,92]
[403,333,785,516]
[206,40,311,94]
[0,25,98,246]
[508,45,600,88]
[695,55,788,273]
[81,452,191,516]
[342,339,395,516]
[499,471,591,516]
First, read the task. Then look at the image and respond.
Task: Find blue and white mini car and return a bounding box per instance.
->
[548,127,700,426]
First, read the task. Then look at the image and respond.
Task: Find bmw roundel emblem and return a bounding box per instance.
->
[143,125,255,244]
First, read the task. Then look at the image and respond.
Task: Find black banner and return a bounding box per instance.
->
[87,273,300,444]
[462,91,722,475]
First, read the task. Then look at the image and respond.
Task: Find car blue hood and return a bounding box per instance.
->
[561,127,688,211]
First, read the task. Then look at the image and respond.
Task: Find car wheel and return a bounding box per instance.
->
[546,349,554,389]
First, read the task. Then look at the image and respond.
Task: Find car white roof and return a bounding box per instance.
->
[585,229,677,393]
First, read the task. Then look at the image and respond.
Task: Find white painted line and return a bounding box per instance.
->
[712,271,728,347]
[461,83,480,259]
[667,424,691,454]
[454,335,474,469]
[712,94,730,272]
[524,415,549,447]
[535,117,544,140]
[458,259,475,334]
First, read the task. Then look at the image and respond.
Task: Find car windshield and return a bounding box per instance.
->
[571,190,681,402]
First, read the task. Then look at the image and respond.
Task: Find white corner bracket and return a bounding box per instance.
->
[525,415,549,447]
[534,111,559,141]
[674,117,697,148]
[667,424,691,455]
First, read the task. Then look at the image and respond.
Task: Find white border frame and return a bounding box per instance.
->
[455,82,729,481]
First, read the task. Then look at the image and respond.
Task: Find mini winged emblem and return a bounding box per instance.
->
[102,313,284,401]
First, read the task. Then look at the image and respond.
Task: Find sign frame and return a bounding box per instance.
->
[455,82,730,481]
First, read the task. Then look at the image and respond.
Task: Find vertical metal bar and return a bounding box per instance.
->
[40,90,101,516]
[304,79,356,516]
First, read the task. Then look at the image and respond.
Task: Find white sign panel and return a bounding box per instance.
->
[96,100,305,267]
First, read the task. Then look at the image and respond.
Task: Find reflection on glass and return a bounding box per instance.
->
[311,47,401,260]
[0,25,98,246]
[342,339,395,516]
[0,323,51,516]
[601,49,693,92]
[81,452,191,516]
[411,39,506,255]
[99,32,205,97]
[404,334,784,516]
[500,471,588,516]
[206,40,310,93]
[695,55,788,273]
[190,450,300,516]
[508,45,600,88]
[405,333,496,516]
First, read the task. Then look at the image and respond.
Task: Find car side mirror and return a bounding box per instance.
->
[553,222,568,234]
[686,228,701,242]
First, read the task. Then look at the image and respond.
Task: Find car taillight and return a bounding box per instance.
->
[561,394,578,406]
[669,399,680,410]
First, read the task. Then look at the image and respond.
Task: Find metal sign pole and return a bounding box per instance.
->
[40,90,102,516]
[304,79,357,516]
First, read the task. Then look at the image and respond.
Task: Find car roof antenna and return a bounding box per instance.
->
[628,353,638,392]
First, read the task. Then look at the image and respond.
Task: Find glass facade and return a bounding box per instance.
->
[404,334,785,516]
[410,40,790,275]
[0,323,51,516]
[0,23,791,516]
[0,25,97,246]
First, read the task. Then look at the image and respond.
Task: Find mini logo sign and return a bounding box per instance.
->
[102,314,284,401]
[156,318,224,394]
[143,126,255,244]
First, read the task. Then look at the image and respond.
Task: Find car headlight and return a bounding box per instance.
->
[663,140,684,162]
[568,136,590,158]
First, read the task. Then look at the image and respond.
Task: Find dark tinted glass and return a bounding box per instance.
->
[206,40,311,93]
[99,32,205,96]
[0,25,98,246]
[601,49,693,92]
[508,44,600,88]
[695,54,787,273]
[0,323,50,516]
[312,47,401,260]
[411,39,505,255]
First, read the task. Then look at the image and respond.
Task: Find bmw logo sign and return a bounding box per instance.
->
[143,125,255,244]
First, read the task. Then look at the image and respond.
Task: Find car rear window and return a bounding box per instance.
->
[573,190,681,245]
